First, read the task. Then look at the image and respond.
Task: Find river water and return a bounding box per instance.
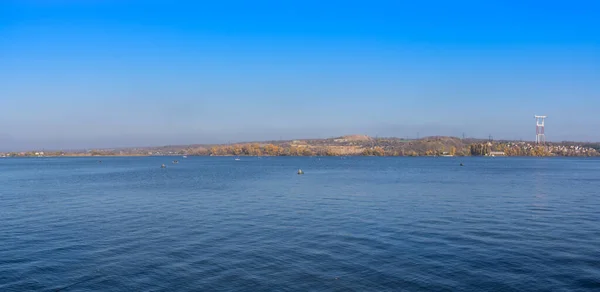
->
[1,157,599,291]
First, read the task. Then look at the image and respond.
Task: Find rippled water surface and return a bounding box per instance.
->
[1,157,600,291]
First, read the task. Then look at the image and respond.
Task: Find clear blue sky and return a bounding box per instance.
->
[1,0,599,150]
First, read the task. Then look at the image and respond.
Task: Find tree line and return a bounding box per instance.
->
[186,144,316,156]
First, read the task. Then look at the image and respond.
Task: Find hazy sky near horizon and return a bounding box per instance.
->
[1,0,599,150]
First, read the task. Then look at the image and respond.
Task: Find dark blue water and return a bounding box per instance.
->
[1,157,600,291]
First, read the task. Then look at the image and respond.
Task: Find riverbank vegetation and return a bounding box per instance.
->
[2,135,599,158]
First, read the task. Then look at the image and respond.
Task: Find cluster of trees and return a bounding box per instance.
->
[2,151,68,157]
[421,146,457,156]
[186,144,316,156]
[472,143,554,157]
[503,145,564,157]
[583,143,600,152]
[469,144,491,156]
[527,146,552,157]
[190,144,438,157]
[89,150,116,156]
[192,144,469,157]
[376,138,465,157]
[362,147,385,156]
[3,152,33,157]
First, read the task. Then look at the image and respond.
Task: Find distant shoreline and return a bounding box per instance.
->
[3,154,599,159]
[2,135,599,158]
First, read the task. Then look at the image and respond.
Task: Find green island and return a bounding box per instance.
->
[2,135,599,158]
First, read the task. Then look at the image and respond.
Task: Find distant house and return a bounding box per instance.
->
[489,151,506,156]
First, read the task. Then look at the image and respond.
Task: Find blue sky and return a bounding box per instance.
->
[1,0,599,150]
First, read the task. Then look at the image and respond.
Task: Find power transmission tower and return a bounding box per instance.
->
[535,115,547,144]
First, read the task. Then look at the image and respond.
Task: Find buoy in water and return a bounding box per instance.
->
[297,169,304,175]
[460,163,464,166]
[161,164,166,168]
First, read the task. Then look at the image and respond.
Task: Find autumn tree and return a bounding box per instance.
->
[372,146,385,156]
[210,146,229,156]
[301,148,314,156]
[288,146,300,156]
[450,146,456,156]
[232,144,243,156]
[262,144,281,156]
[249,144,262,156]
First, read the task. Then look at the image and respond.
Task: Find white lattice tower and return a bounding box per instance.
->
[535,115,547,144]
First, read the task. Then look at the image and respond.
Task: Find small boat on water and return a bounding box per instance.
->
[234,157,241,161]
[183,155,188,158]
